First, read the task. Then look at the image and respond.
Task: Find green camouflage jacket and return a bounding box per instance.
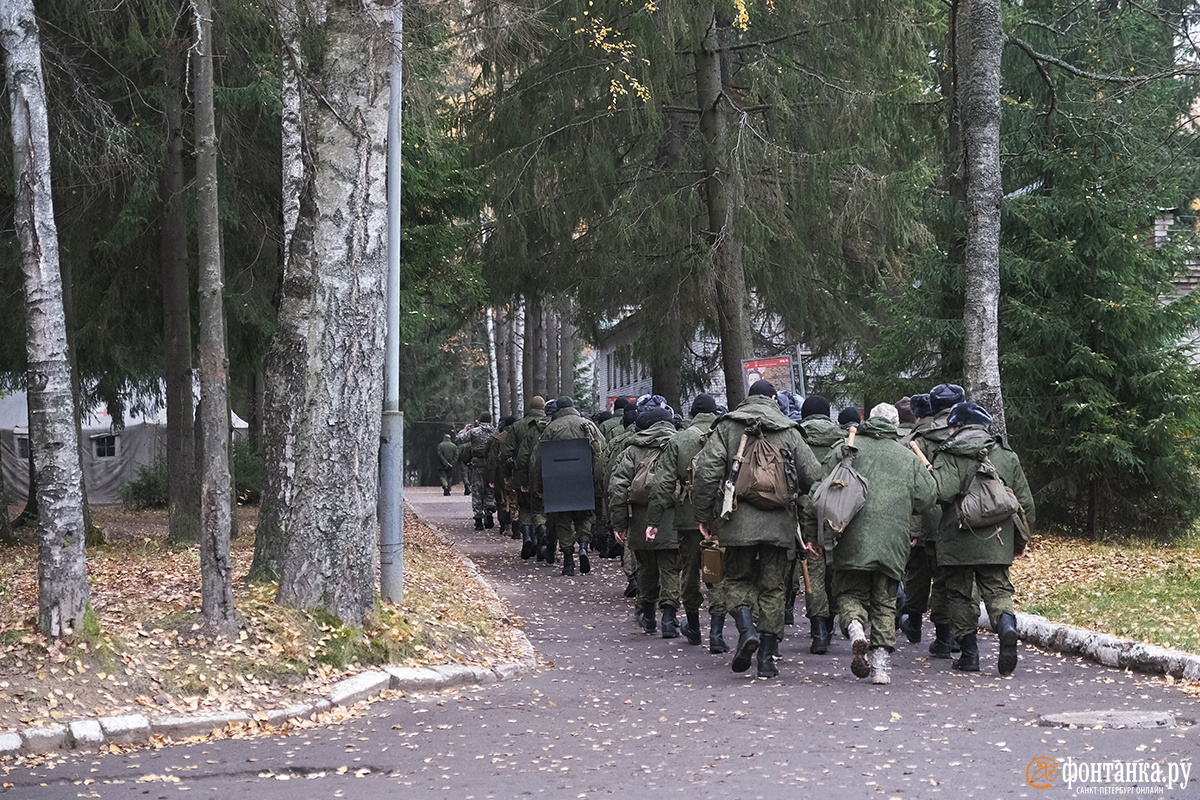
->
[608,420,678,550]
[645,412,718,531]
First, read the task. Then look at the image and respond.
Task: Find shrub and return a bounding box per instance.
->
[119,454,168,509]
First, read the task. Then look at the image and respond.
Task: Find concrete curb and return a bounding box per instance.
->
[974,605,1200,680]
[2,509,540,758]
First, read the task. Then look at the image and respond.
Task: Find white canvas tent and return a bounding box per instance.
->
[0,390,248,505]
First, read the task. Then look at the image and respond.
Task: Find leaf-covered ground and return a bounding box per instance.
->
[1013,531,1200,656]
[0,505,523,735]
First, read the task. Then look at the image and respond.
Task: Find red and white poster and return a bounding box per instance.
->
[741,356,795,396]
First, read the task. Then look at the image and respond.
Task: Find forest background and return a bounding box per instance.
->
[2,0,1200,637]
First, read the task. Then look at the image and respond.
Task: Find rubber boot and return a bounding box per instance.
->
[484,511,495,529]
[730,608,760,673]
[636,602,657,633]
[929,622,955,659]
[520,525,536,560]
[757,633,779,679]
[997,612,1019,676]
[660,606,679,639]
[623,575,638,598]
[535,525,549,562]
[953,632,980,672]
[578,542,591,575]
[898,612,922,644]
[681,611,702,646]
[784,592,796,626]
[848,620,870,678]
[809,616,831,655]
[474,515,484,531]
[709,613,730,654]
[561,551,575,576]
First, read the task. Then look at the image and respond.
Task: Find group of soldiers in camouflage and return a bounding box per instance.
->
[447,377,1034,686]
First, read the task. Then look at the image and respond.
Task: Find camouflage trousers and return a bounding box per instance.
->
[706,578,729,616]
[677,529,704,613]
[516,490,547,527]
[899,542,951,625]
[548,510,593,552]
[634,547,680,610]
[468,461,495,517]
[945,564,1014,641]
[723,544,789,638]
[801,550,836,619]
[833,569,900,651]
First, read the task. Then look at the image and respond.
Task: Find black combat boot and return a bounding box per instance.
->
[608,542,624,560]
[953,632,980,672]
[784,592,797,626]
[809,615,831,655]
[660,606,679,639]
[681,611,702,646]
[929,622,956,659]
[623,575,638,598]
[730,608,760,673]
[578,542,591,574]
[636,602,657,633]
[474,515,484,531]
[545,544,557,565]
[997,612,1019,676]
[898,612,922,644]
[535,526,549,562]
[484,511,495,529]
[464,484,471,495]
[561,551,575,576]
[709,613,730,654]
[757,633,779,679]
[520,525,536,560]
[443,486,451,496]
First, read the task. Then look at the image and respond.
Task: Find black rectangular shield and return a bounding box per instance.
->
[541,438,595,513]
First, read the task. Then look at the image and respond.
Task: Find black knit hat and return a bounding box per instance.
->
[593,410,613,424]
[544,399,558,416]
[930,383,966,413]
[948,401,993,429]
[613,397,630,411]
[622,404,637,426]
[689,393,718,416]
[838,406,862,426]
[479,412,492,423]
[748,379,776,397]
[800,394,831,420]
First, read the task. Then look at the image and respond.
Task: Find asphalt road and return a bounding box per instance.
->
[8,486,1198,799]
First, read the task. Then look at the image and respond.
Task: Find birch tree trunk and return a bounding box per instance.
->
[695,7,752,409]
[960,0,1007,437]
[494,306,511,418]
[161,14,199,546]
[485,309,499,420]
[251,0,307,582]
[275,0,390,626]
[559,301,575,401]
[513,297,524,408]
[192,0,236,636]
[545,307,559,399]
[1,0,88,637]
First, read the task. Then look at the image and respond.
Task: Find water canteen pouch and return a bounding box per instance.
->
[628,447,664,505]
[957,446,1021,531]
[811,429,868,551]
[700,539,725,584]
[732,422,792,510]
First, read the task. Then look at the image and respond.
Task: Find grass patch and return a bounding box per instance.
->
[1014,532,1200,654]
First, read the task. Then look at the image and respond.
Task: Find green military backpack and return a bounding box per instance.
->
[957,446,1021,531]
[810,427,869,550]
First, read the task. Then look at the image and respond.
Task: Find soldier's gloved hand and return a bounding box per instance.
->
[645,526,657,541]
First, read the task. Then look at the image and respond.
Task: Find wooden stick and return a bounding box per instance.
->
[847,426,857,447]
[909,440,932,470]
[800,557,811,595]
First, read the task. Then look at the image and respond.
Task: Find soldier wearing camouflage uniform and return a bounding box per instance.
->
[502,396,550,560]
[932,401,1034,676]
[796,394,846,655]
[901,383,963,656]
[599,397,630,441]
[599,403,640,596]
[645,393,722,647]
[531,396,604,576]
[612,396,681,637]
[814,403,936,685]
[692,381,823,679]
[457,413,497,530]
[436,434,458,495]
[487,417,517,537]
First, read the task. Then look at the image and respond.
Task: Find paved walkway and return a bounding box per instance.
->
[10,486,1198,798]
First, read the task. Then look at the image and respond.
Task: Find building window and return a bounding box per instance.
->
[94,435,117,459]
[17,437,29,460]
